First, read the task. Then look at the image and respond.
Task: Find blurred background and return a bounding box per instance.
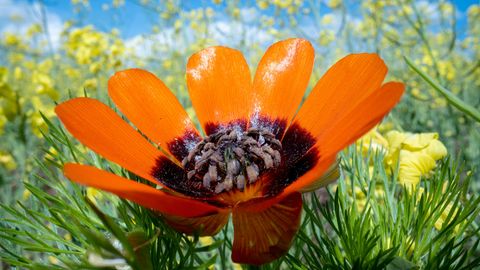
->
[0,0,479,203]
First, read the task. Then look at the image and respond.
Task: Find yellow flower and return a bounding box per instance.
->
[86,187,104,204]
[48,256,59,265]
[162,60,173,69]
[64,233,72,241]
[386,131,447,187]
[32,71,59,100]
[112,0,125,8]
[83,78,98,90]
[22,189,31,201]
[467,4,479,18]
[44,146,59,161]
[326,0,341,9]
[357,128,389,156]
[398,150,436,187]
[0,151,17,171]
[321,14,334,25]
[13,67,22,80]
[273,0,293,9]
[26,24,43,37]
[257,0,269,9]
[405,236,415,257]
[318,30,335,46]
[4,33,22,47]
[30,112,48,138]
[434,203,459,231]
[232,8,240,18]
[0,114,6,135]
[417,187,460,231]
[89,62,102,74]
[205,8,214,18]
[199,236,214,246]
[65,67,81,79]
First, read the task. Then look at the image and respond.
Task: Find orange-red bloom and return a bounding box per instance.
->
[56,38,404,265]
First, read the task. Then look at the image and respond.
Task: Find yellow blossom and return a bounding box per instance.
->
[0,151,17,171]
[48,256,59,265]
[417,187,460,231]
[405,236,415,256]
[13,67,22,80]
[357,128,389,156]
[22,189,31,201]
[321,14,334,25]
[89,62,102,74]
[326,0,341,9]
[112,0,125,8]
[26,24,43,37]
[30,112,48,138]
[398,150,436,187]
[162,60,173,69]
[205,8,214,18]
[386,131,447,187]
[83,78,98,90]
[199,236,214,246]
[434,202,459,231]
[467,4,479,18]
[232,8,240,18]
[257,0,269,9]
[318,30,335,46]
[87,187,104,204]
[0,114,6,135]
[273,0,293,9]
[4,33,22,47]
[64,233,72,241]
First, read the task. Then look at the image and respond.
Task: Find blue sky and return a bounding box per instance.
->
[0,0,478,44]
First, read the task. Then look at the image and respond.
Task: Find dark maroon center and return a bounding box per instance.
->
[151,117,320,200]
[182,127,282,193]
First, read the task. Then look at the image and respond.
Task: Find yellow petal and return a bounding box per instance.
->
[421,139,448,160]
[357,128,389,155]
[434,203,460,232]
[402,133,439,151]
[398,150,436,187]
[385,130,408,151]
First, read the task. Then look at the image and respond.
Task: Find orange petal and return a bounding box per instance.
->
[296,159,340,193]
[293,53,387,139]
[186,46,252,134]
[64,163,221,218]
[163,212,230,236]
[317,82,405,157]
[55,98,161,184]
[283,155,338,195]
[279,82,403,194]
[251,38,314,137]
[108,69,201,162]
[231,192,302,265]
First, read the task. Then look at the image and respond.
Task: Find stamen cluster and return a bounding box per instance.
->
[182,127,282,193]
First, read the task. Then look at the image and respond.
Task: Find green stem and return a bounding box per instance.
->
[405,56,480,123]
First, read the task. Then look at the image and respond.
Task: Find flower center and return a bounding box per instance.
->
[182,127,282,194]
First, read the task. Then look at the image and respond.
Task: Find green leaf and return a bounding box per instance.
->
[386,257,418,270]
[127,230,154,270]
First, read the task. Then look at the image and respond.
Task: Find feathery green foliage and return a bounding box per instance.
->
[1,117,479,269]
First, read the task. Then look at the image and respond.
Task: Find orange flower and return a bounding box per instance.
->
[56,38,404,265]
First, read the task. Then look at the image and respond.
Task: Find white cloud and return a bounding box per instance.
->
[0,0,63,49]
[125,15,274,59]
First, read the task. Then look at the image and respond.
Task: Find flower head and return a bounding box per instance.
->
[385,131,447,187]
[56,38,404,265]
